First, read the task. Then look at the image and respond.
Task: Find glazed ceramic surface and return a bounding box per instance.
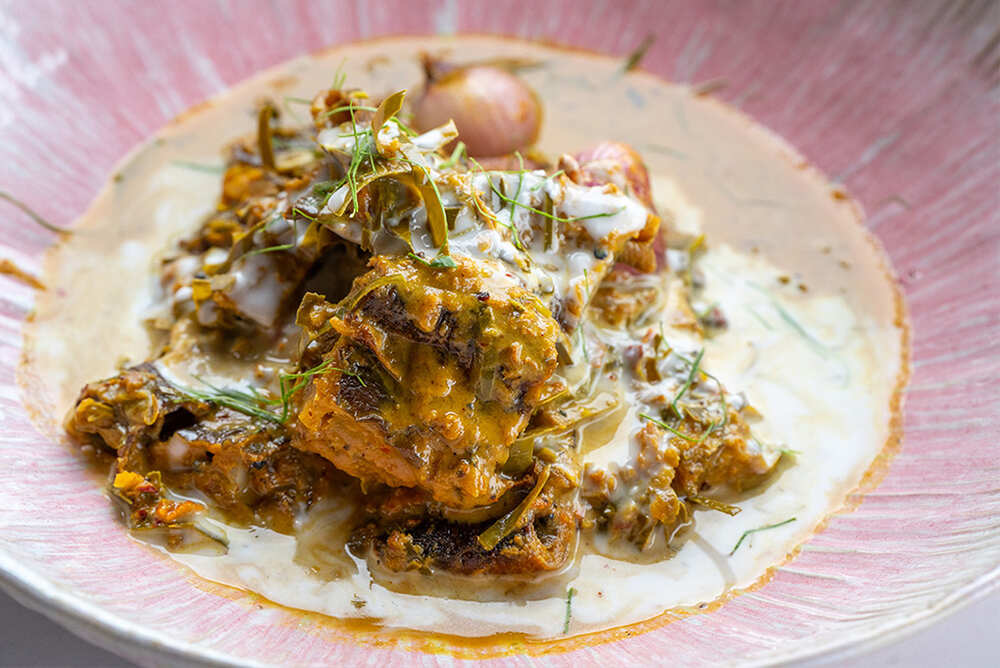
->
[0,1,997,665]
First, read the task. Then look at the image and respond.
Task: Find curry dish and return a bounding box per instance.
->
[30,36,905,640]
[66,76,777,573]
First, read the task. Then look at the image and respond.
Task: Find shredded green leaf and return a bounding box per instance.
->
[332,366,367,387]
[332,58,348,89]
[276,359,336,421]
[623,34,655,72]
[730,517,796,556]
[671,348,705,418]
[173,377,282,424]
[639,413,698,443]
[746,306,774,330]
[439,141,467,169]
[243,243,294,258]
[0,190,69,234]
[563,587,577,634]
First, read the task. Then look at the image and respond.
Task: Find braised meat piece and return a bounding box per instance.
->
[294,254,565,509]
[66,364,338,533]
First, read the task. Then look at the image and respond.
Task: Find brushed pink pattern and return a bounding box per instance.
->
[0,1,997,665]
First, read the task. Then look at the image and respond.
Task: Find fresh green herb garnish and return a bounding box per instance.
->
[730,518,796,556]
[276,359,336,421]
[243,243,294,258]
[332,367,367,387]
[0,190,68,234]
[623,34,655,72]
[439,141,467,169]
[178,378,282,424]
[529,169,564,192]
[488,180,624,226]
[639,413,698,443]
[746,306,774,330]
[332,58,348,89]
[671,348,704,418]
[563,587,577,634]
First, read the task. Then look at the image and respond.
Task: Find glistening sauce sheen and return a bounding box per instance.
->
[20,36,907,647]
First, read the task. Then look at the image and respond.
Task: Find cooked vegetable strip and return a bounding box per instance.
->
[478,465,551,550]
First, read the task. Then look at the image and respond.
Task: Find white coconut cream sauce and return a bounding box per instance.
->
[21,37,905,641]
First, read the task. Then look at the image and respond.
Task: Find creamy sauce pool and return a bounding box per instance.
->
[21,36,905,642]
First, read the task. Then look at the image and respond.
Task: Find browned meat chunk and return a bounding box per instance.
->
[294,255,565,509]
[66,364,338,533]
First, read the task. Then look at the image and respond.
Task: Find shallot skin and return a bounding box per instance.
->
[413,66,542,158]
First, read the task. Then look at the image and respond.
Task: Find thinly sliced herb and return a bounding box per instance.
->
[408,251,456,269]
[748,283,827,355]
[746,306,773,330]
[177,378,282,424]
[439,141,467,169]
[673,349,728,430]
[291,206,318,221]
[332,58,348,89]
[171,161,226,174]
[689,495,741,516]
[563,587,577,634]
[342,107,368,215]
[639,413,698,443]
[276,359,336,421]
[671,348,704,418]
[283,96,312,105]
[489,180,624,226]
[775,302,826,356]
[320,103,378,120]
[243,243,294,258]
[332,367,367,387]
[729,517,796,556]
[529,169,564,192]
[695,421,718,445]
[623,34,655,72]
[0,191,68,234]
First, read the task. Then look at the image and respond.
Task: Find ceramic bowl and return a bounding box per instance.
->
[1,1,997,665]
